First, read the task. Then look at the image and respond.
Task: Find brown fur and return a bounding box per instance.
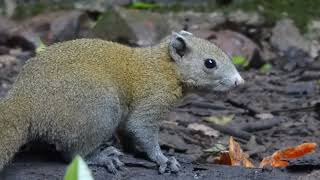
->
[0,31,242,172]
[0,38,181,169]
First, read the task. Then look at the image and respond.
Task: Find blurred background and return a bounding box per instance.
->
[1,0,320,179]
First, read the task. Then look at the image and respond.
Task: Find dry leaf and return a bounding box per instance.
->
[214,151,231,165]
[243,156,255,168]
[229,136,255,168]
[259,143,317,168]
[215,137,254,168]
[229,136,242,166]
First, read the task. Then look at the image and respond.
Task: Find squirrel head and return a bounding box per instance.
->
[168,30,244,91]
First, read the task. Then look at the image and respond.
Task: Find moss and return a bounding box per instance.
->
[13,1,73,20]
[14,2,46,19]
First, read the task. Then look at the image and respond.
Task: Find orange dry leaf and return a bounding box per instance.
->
[214,151,231,165]
[215,137,254,168]
[242,155,255,168]
[259,143,317,168]
[229,136,242,166]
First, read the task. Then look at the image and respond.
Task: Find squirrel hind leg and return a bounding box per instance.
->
[0,120,28,170]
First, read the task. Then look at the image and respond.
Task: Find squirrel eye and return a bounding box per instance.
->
[204,59,217,69]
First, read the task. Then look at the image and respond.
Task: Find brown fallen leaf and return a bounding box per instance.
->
[259,143,317,168]
[215,136,254,168]
[214,151,231,165]
[229,136,242,166]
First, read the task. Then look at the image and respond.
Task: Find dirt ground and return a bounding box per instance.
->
[1,63,320,179]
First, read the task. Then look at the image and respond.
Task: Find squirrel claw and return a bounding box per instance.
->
[159,156,180,174]
[87,146,124,174]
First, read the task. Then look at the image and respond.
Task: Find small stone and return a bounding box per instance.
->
[228,10,265,26]
[271,18,318,58]
[92,7,172,46]
[255,113,274,120]
[210,30,264,68]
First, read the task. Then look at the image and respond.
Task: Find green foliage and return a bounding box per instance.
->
[204,115,234,125]
[128,2,160,10]
[232,56,249,68]
[259,63,272,74]
[13,1,72,19]
[64,156,94,180]
[204,143,227,155]
[14,2,46,18]
[35,37,46,54]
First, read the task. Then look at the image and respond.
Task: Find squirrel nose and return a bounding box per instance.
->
[234,74,244,87]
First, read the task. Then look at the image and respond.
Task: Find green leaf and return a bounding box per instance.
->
[232,56,249,67]
[64,155,94,180]
[260,63,272,73]
[129,2,160,9]
[204,143,227,155]
[35,37,46,54]
[204,115,234,125]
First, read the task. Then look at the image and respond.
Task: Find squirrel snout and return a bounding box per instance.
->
[234,74,244,87]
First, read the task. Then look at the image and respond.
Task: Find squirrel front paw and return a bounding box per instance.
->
[159,156,181,174]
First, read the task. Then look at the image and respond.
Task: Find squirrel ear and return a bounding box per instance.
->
[169,32,187,59]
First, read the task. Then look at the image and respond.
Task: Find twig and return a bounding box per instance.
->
[178,101,230,110]
[226,99,260,116]
[239,118,281,132]
[270,103,320,115]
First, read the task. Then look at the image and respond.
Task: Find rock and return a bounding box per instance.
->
[9,10,89,47]
[255,113,274,120]
[3,0,16,17]
[92,7,172,46]
[189,29,215,40]
[170,11,226,34]
[49,11,89,43]
[0,16,16,35]
[174,11,210,31]
[298,170,320,180]
[207,11,227,27]
[271,19,308,52]
[306,20,320,40]
[227,10,265,26]
[281,47,314,71]
[0,55,22,80]
[306,20,320,58]
[271,18,320,58]
[0,55,23,97]
[260,40,277,61]
[209,30,264,68]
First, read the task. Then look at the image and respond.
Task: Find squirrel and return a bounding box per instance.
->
[0,30,243,173]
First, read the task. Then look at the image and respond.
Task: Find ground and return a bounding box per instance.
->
[0,66,319,179]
